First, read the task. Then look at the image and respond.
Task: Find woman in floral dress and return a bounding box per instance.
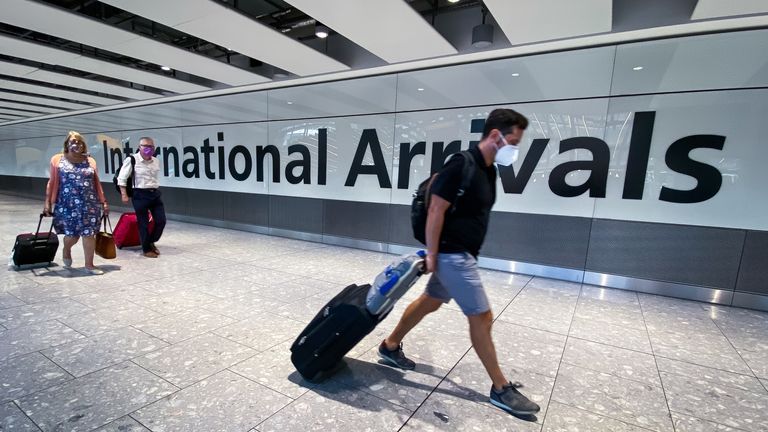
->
[43,131,109,275]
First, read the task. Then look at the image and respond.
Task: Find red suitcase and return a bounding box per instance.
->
[113,212,154,249]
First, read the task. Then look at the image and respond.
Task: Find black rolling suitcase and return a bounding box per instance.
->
[290,283,380,382]
[12,214,59,268]
[290,252,425,382]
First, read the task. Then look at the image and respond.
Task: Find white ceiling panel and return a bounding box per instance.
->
[692,0,768,19]
[23,70,157,101]
[0,34,210,94]
[0,101,63,114]
[0,60,158,100]
[0,61,36,76]
[0,79,124,105]
[283,0,457,63]
[174,9,349,76]
[61,56,211,94]
[0,90,92,110]
[61,56,210,93]
[112,38,269,86]
[1,0,269,86]
[485,0,612,46]
[101,0,349,76]
[0,108,38,118]
[0,35,74,66]
[103,1,208,26]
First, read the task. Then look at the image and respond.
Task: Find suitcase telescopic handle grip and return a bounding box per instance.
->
[415,259,426,275]
[33,213,55,240]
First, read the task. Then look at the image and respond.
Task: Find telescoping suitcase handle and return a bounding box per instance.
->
[33,213,56,241]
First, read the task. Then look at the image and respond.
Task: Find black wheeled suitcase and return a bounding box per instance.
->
[12,214,59,268]
[290,252,425,382]
[290,283,380,382]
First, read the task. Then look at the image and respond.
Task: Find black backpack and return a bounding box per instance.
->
[112,154,136,197]
[411,151,476,245]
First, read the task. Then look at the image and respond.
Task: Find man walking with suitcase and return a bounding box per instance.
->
[116,137,166,258]
[378,109,541,416]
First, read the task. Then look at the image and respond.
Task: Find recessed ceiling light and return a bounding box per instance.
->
[417,87,424,91]
[315,24,329,39]
[161,66,171,71]
[633,66,644,71]
[511,73,520,77]
[448,0,460,3]
[287,101,293,105]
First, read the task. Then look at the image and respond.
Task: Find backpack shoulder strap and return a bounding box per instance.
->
[455,150,476,198]
[442,150,477,213]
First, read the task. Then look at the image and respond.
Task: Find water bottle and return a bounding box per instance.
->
[366,250,426,315]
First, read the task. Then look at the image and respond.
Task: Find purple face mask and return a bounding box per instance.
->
[140,146,154,157]
[68,139,84,154]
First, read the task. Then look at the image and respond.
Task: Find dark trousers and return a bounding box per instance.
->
[131,189,166,253]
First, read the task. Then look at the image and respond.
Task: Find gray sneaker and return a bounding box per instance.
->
[489,382,540,415]
[378,341,416,370]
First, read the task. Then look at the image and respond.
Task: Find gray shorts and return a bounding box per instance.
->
[425,252,490,316]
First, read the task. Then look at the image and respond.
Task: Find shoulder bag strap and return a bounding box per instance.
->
[101,214,113,234]
[130,154,136,188]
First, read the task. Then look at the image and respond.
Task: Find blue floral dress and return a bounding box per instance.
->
[53,157,102,237]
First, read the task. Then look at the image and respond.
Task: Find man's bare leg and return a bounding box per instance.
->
[384,293,443,350]
[467,310,507,389]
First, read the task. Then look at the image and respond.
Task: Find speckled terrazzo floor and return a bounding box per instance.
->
[2,194,767,432]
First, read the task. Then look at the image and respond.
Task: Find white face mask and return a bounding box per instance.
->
[494,135,519,166]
